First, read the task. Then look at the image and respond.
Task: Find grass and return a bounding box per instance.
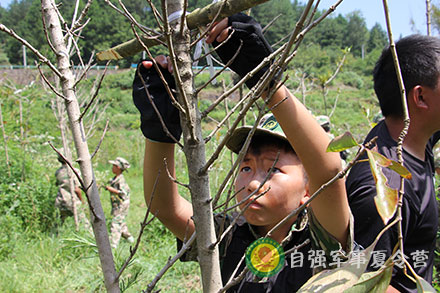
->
[0,171,202,292]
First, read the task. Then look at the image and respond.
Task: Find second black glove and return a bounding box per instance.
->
[132,61,182,143]
[213,13,274,89]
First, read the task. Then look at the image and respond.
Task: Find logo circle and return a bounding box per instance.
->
[245,238,285,278]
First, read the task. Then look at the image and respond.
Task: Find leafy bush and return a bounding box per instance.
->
[0,148,58,237]
[101,69,135,90]
[338,71,364,89]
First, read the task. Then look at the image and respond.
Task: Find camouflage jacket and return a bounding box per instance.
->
[55,164,81,204]
[108,174,130,208]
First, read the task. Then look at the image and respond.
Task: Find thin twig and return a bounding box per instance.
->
[146,232,197,293]
[135,64,184,148]
[190,0,227,48]
[164,158,190,189]
[78,61,110,122]
[116,172,160,280]
[131,25,185,114]
[71,0,93,32]
[37,64,65,99]
[91,120,109,159]
[73,53,95,88]
[195,40,243,94]
[48,141,99,220]
[0,24,62,77]
[179,0,188,37]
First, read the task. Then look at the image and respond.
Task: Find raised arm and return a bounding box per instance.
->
[268,86,349,246]
[143,140,194,240]
[133,57,194,241]
[207,15,349,246]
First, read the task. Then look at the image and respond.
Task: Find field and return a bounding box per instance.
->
[0,67,438,292]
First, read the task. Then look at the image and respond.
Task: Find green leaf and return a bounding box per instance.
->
[369,151,412,179]
[327,132,358,152]
[367,150,398,225]
[343,259,393,292]
[416,276,437,292]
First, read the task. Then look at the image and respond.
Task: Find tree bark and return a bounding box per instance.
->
[96,0,270,61]
[167,1,222,291]
[41,0,119,291]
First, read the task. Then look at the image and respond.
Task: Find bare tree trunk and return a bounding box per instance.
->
[167,1,222,291]
[41,0,119,291]
[427,0,432,35]
[0,103,11,176]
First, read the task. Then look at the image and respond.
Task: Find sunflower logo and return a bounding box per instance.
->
[245,238,285,277]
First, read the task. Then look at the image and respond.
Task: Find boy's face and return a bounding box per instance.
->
[234,144,309,233]
[112,164,121,174]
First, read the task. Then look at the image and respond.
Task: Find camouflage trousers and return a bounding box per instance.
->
[55,192,91,231]
[110,200,132,248]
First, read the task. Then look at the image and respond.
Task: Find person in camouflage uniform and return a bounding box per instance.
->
[137,13,352,290]
[54,153,90,229]
[105,157,134,248]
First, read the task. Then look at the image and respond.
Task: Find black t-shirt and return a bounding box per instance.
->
[346,120,439,292]
[178,210,352,292]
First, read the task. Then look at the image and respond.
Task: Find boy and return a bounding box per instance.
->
[346,35,440,292]
[54,150,90,229]
[105,157,134,248]
[134,14,352,291]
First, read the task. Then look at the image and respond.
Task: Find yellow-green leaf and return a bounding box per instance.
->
[416,276,437,292]
[369,151,412,179]
[344,259,393,292]
[367,150,398,225]
[327,131,358,152]
[297,235,380,292]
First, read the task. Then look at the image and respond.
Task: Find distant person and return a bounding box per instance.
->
[346,35,440,292]
[54,150,90,229]
[316,115,348,164]
[105,157,134,248]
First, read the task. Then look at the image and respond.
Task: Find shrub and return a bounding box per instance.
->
[338,71,364,89]
[0,148,58,236]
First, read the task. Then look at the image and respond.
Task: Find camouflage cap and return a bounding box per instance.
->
[316,115,330,127]
[109,157,131,171]
[226,114,288,154]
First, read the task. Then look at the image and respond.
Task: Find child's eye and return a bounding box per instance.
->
[241,166,251,173]
[268,167,281,174]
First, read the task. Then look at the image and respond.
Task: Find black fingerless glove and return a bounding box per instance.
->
[132,61,182,143]
[213,13,274,89]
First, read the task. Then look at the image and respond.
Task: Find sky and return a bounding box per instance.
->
[0,0,430,37]
[317,0,427,37]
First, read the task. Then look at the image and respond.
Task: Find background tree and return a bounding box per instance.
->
[343,10,368,57]
[366,23,388,53]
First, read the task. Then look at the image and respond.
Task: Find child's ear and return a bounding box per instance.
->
[299,184,310,206]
